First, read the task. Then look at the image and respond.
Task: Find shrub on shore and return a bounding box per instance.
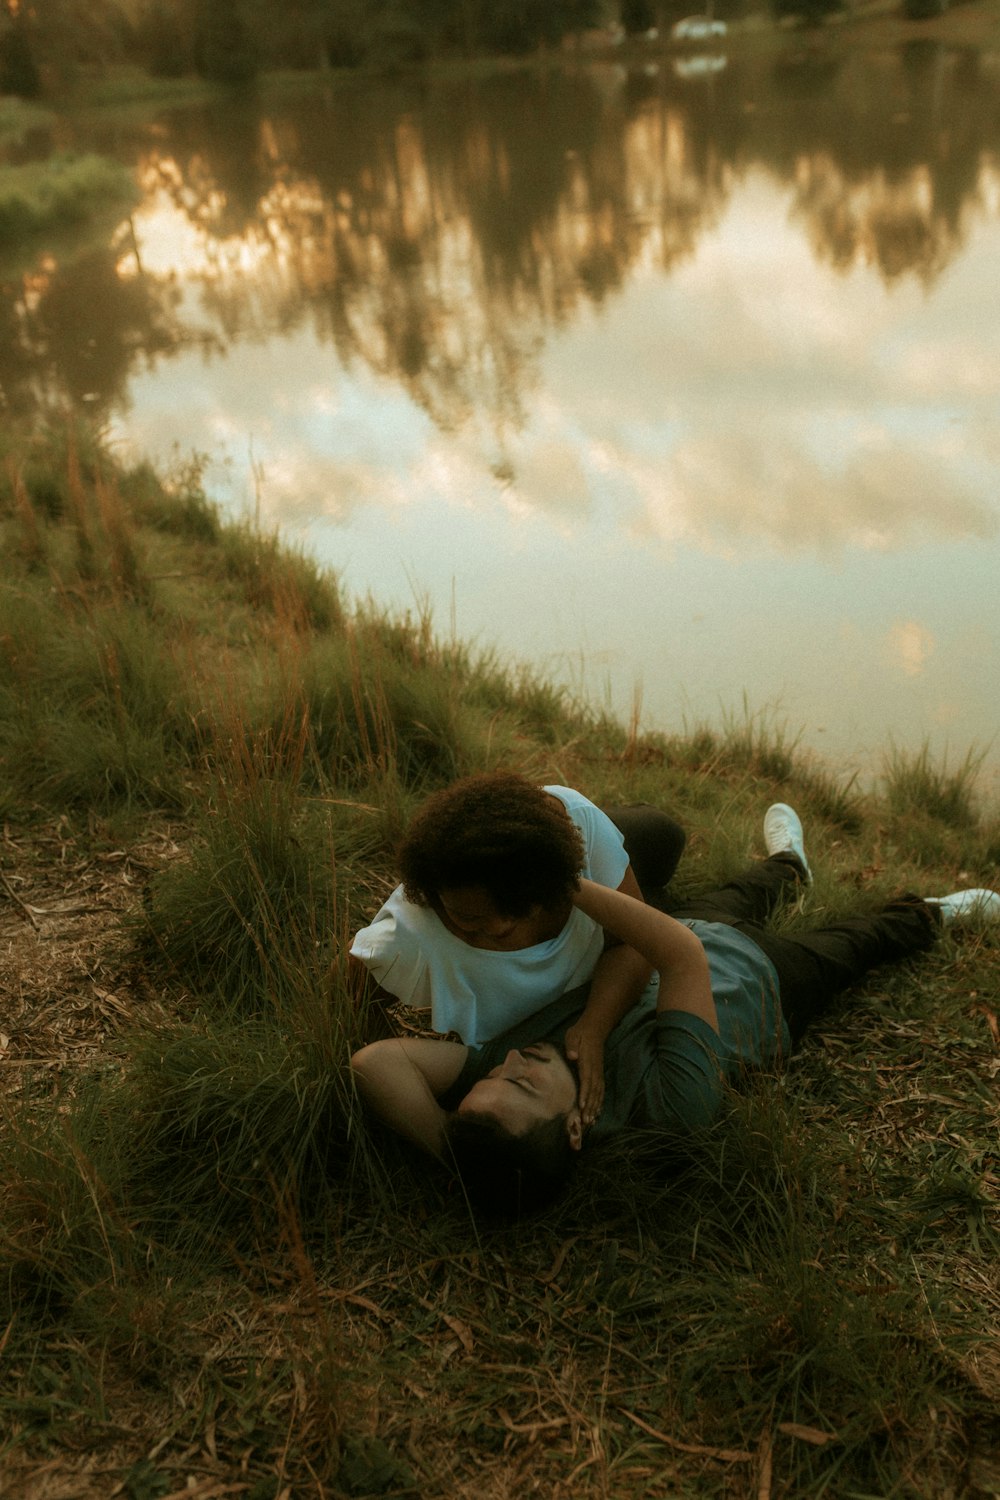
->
[0,153,139,247]
[0,96,52,144]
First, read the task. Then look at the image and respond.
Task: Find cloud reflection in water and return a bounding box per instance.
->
[96,61,1000,786]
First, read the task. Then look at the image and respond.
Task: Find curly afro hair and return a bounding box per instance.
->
[398,772,584,916]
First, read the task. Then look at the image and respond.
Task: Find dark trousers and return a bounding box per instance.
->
[665,856,939,1043]
[604,804,687,907]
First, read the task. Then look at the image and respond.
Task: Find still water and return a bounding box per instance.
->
[7,41,1000,794]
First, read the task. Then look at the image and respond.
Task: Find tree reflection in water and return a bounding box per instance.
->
[2,41,998,429]
[3,42,999,783]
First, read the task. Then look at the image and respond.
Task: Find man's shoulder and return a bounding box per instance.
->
[681,918,780,980]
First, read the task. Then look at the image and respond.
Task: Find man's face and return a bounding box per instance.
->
[456,1043,582,1147]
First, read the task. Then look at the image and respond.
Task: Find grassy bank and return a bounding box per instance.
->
[1,422,999,1498]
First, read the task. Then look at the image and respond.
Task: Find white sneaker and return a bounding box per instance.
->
[924,889,1000,927]
[763,803,812,883]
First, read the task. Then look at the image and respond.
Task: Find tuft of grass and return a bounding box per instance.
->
[119,456,222,544]
[216,521,345,633]
[318,633,488,788]
[624,698,856,815]
[882,738,986,829]
[0,1087,138,1320]
[0,590,193,812]
[468,645,600,748]
[138,740,334,1009]
[104,1017,362,1246]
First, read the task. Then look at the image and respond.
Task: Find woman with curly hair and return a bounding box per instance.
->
[349,772,685,1122]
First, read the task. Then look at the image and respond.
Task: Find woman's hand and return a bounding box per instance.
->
[563,1019,605,1126]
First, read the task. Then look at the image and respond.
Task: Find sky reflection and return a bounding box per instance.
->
[98,63,1000,797]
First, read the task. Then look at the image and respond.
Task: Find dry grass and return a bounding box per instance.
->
[0,820,184,1087]
[2,426,999,1498]
[3,788,999,1499]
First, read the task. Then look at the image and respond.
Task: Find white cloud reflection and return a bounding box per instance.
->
[887,620,935,678]
[112,157,1000,784]
[118,160,1000,559]
[514,171,1000,556]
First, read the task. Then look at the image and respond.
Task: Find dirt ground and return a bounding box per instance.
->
[0,817,184,1090]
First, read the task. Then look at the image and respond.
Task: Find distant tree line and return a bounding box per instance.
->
[0,0,613,92]
[0,0,875,96]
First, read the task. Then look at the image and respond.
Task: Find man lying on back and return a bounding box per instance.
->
[350,803,999,1213]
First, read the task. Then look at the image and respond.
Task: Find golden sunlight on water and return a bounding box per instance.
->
[38,52,996,796]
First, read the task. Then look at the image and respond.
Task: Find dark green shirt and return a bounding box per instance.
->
[442,920,790,1140]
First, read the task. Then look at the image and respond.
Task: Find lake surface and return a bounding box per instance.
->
[6,38,1000,796]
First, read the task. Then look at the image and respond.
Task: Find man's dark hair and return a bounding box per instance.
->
[398,772,585,916]
[444,1110,577,1217]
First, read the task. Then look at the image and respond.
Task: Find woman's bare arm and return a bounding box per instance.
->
[564,863,653,1122]
[572,878,718,1034]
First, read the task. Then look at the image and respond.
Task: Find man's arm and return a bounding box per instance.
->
[564,863,653,1123]
[572,878,718,1033]
[350,1037,468,1157]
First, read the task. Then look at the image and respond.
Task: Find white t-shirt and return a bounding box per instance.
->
[349,785,630,1043]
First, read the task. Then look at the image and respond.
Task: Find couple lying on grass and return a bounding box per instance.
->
[350,773,999,1214]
